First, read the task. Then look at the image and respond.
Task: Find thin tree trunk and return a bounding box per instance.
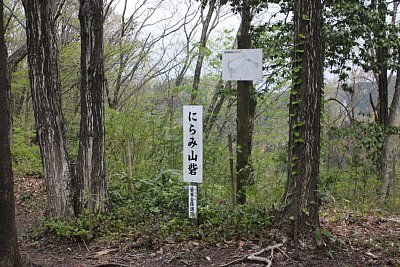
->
[280,0,324,248]
[236,0,252,205]
[390,154,397,211]
[77,0,107,214]
[228,133,236,208]
[247,91,257,186]
[127,137,134,198]
[204,26,241,136]
[190,0,217,104]
[107,0,128,109]
[0,1,21,264]
[204,79,226,136]
[22,0,74,217]
[380,135,394,203]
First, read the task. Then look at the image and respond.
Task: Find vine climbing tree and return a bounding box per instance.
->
[280,0,324,248]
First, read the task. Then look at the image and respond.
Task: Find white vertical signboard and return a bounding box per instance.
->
[183,105,203,183]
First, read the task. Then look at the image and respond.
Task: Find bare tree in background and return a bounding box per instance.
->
[190,0,219,104]
[104,0,194,110]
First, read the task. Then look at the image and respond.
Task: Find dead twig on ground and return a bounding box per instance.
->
[220,243,284,267]
[81,236,90,253]
[122,239,144,252]
[277,247,290,259]
[48,254,65,261]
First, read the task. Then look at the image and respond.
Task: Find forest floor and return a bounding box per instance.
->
[15,176,400,267]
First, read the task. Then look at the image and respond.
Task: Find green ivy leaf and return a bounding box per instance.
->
[294,138,305,143]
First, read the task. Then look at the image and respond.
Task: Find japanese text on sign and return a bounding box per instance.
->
[188,185,197,218]
[183,106,203,183]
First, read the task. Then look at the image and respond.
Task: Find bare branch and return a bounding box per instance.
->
[4,1,18,32]
[53,0,67,21]
[327,97,355,122]
[104,0,117,19]
[4,2,25,30]
[220,243,284,267]
[8,44,27,73]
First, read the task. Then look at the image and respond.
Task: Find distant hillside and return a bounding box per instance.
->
[332,80,397,119]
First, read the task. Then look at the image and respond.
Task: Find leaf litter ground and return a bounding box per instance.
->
[15,176,400,266]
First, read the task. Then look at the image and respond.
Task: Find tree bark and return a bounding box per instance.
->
[0,1,21,265]
[247,90,257,186]
[77,0,107,213]
[379,53,400,204]
[280,0,324,247]
[236,1,253,205]
[22,0,74,217]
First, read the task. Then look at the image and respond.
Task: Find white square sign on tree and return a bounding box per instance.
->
[222,49,263,81]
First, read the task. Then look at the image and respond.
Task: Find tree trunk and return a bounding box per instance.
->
[190,0,217,104]
[236,1,252,205]
[77,0,107,214]
[376,34,390,204]
[204,79,226,136]
[0,1,21,265]
[380,135,396,203]
[247,90,257,186]
[366,0,396,205]
[280,0,324,248]
[379,55,400,204]
[377,1,400,204]
[22,0,74,217]
[377,43,388,127]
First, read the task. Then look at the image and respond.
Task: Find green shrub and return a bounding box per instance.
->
[12,128,42,176]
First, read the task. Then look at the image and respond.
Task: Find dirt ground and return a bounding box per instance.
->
[15,176,400,267]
